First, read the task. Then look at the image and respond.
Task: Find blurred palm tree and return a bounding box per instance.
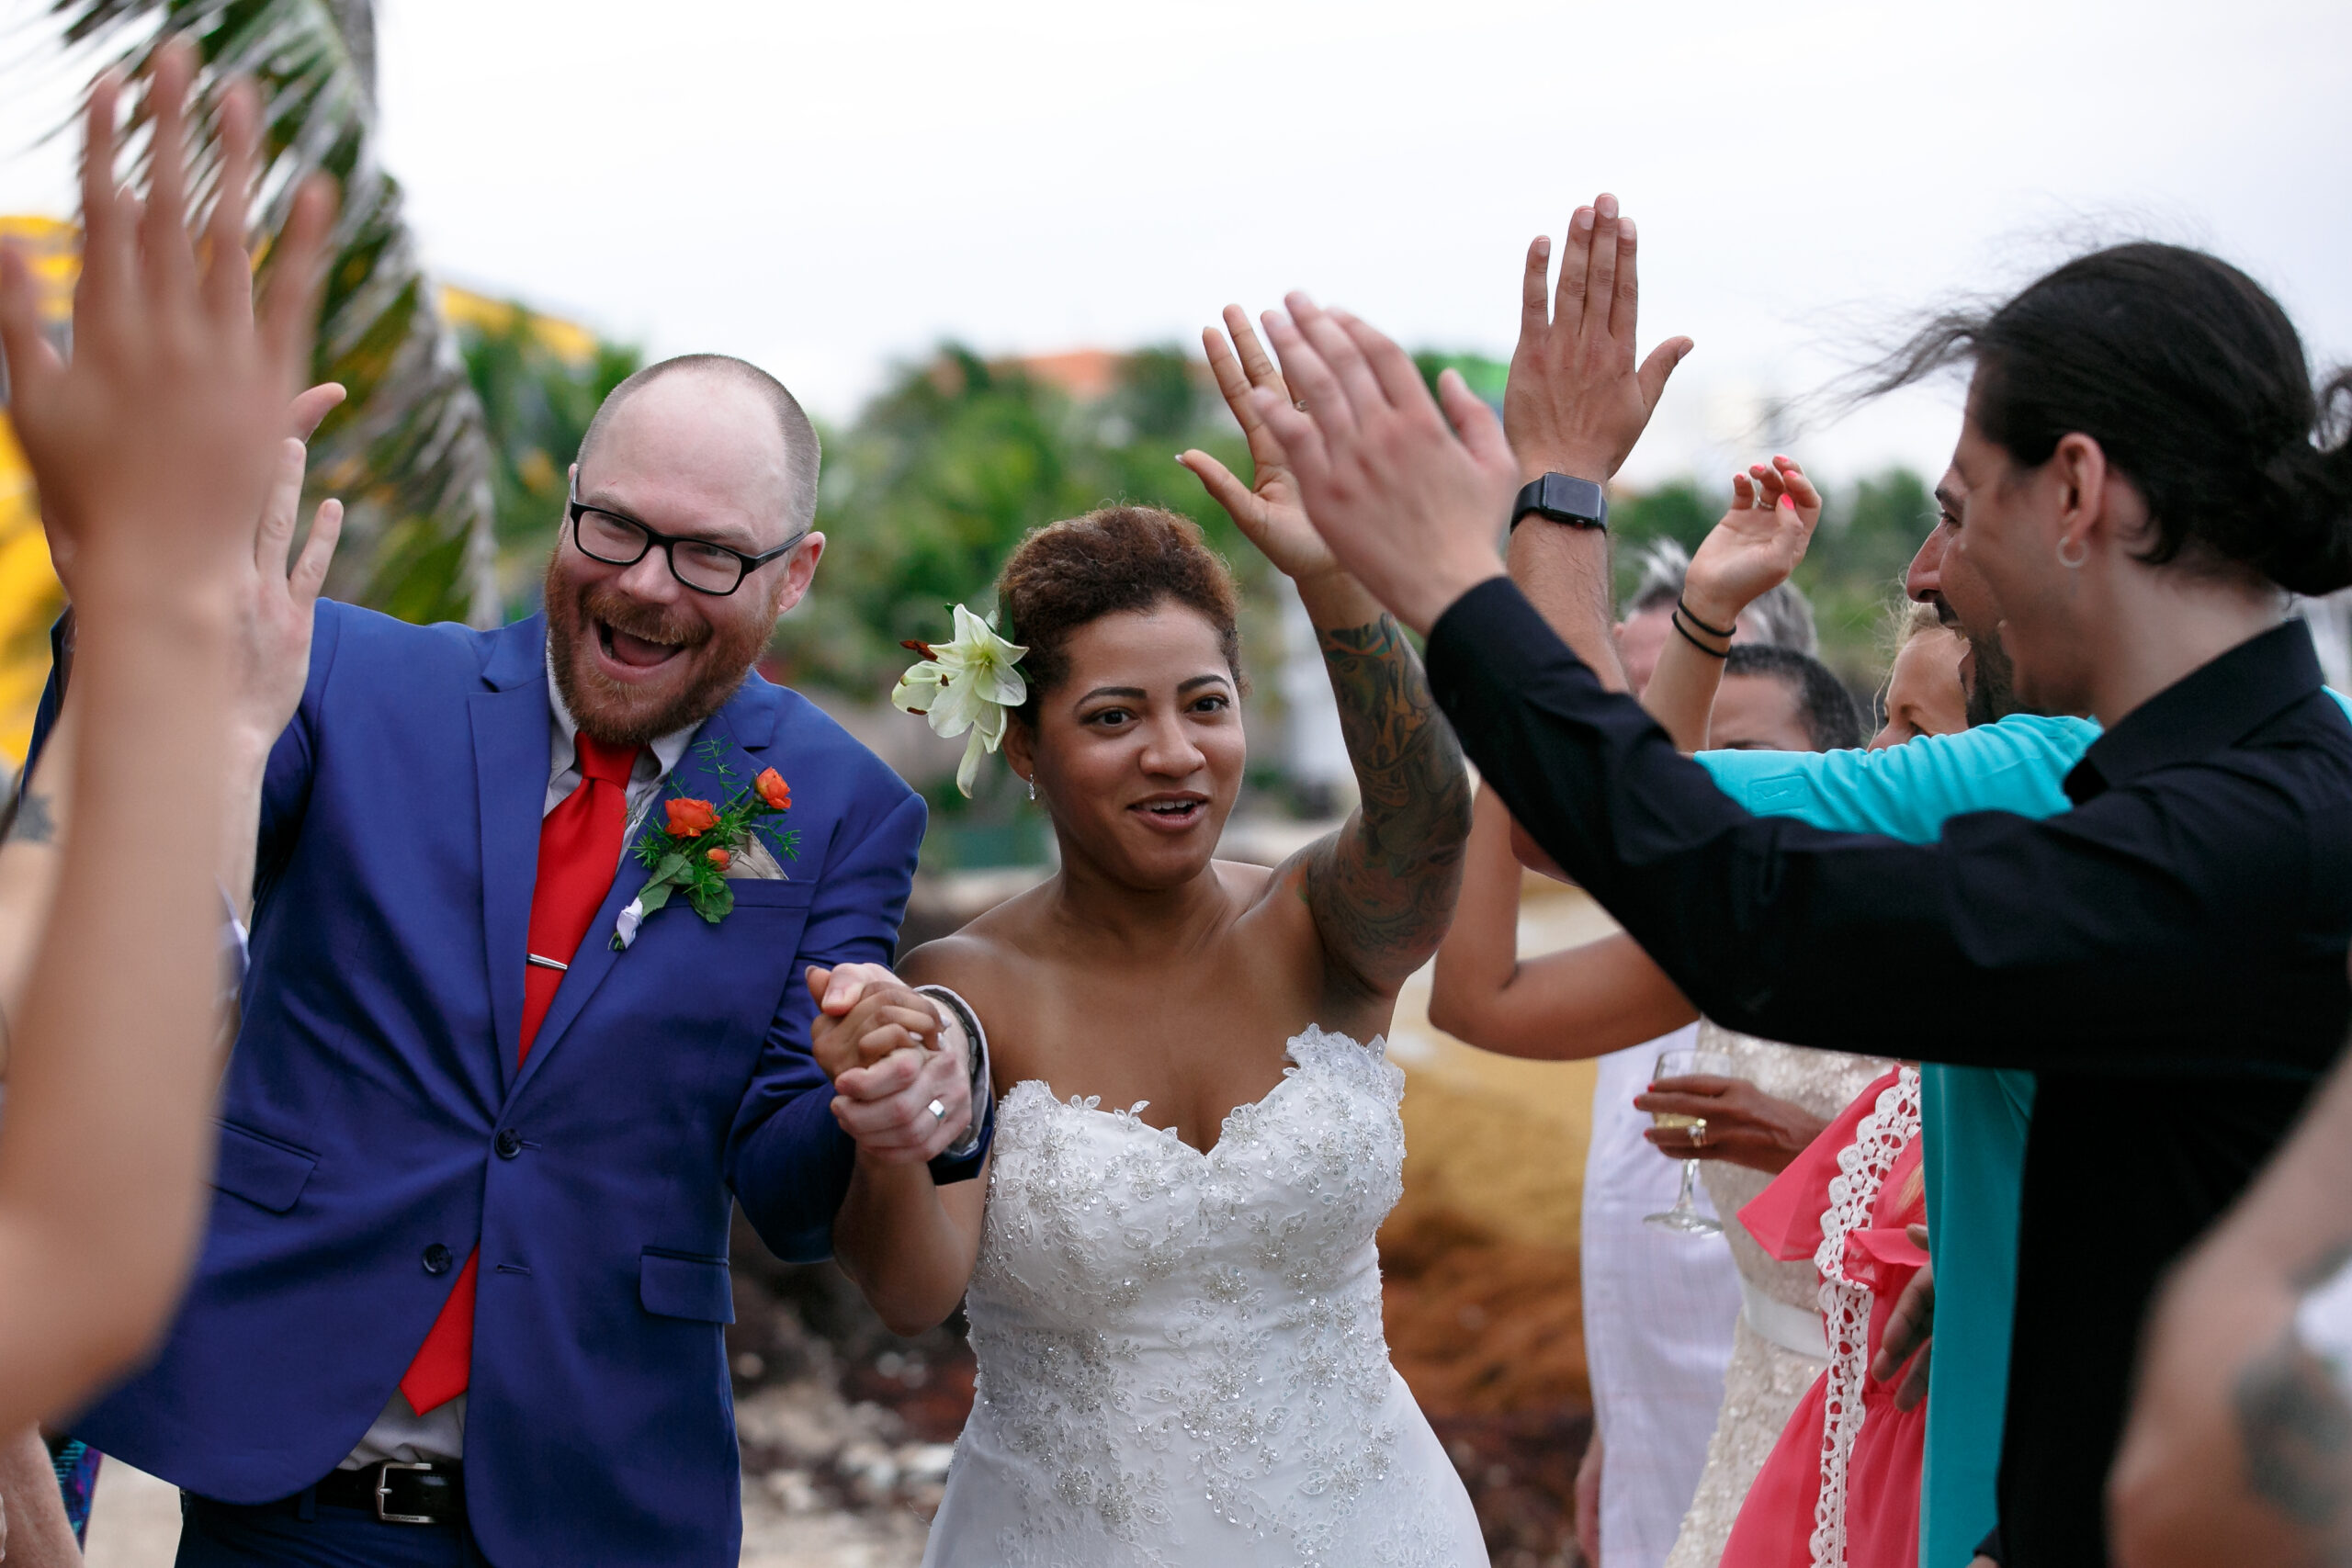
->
[46,0,498,625]
[444,287,641,616]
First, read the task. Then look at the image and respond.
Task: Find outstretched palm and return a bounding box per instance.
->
[1684,457,1824,626]
[1181,305,1341,584]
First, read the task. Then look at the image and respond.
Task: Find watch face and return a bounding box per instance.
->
[1526,474,1606,527]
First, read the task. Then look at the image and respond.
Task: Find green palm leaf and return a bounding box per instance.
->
[48,0,497,626]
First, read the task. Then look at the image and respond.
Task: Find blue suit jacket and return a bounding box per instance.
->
[67,602,927,1566]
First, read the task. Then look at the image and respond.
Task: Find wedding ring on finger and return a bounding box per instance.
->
[1689,1117,1708,1149]
[927,1098,948,1123]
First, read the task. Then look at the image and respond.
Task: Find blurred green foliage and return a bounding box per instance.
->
[456,311,1932,712]
[457,307,644,616]
[766,345,1271,701]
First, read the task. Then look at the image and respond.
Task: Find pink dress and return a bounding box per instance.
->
[1720,1067,1927,1568]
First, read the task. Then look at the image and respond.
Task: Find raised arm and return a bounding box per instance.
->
[0,384,343,1076]
[1642,458,1823,749]
[1428,784,1696,1055]
[2112,1021,2352,1567]
[0,49,334,1423]
[1183,308,1470,998]
[1500,194,1691,682]
[0,706,77,1079]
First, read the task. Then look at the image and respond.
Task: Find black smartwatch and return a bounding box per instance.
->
[1510,472,1609,532]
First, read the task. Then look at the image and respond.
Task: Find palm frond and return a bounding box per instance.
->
[49,0,497,626]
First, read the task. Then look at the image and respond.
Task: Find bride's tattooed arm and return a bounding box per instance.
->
[1176,309,1467,998]
[1296,608,1472,998]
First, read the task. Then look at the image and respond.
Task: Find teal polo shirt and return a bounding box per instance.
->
[1697,714,2093,1568]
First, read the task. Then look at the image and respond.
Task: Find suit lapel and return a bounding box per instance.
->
[469,616,554,1097]
[503,687,778,1105]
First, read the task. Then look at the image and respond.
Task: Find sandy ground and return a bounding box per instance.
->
[81,1459,929,1567]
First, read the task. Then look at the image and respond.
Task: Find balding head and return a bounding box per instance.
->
[580,355,821,537]
[548,354,830,746]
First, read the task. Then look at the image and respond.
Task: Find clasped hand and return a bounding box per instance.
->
[807,963,971,1165]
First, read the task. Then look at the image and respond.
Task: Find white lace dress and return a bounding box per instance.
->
[922,1027,1489,1568]
[1659,1025,1894,1568]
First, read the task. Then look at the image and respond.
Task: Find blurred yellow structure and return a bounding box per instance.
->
[438,284,597,368]
[0,218,79,764]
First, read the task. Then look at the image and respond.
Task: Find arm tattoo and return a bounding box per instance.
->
[5,792,54,846]
[1301,615,1472,994]
[2233,1321,2352,1541]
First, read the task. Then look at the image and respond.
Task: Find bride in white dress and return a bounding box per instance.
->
[824,310,1487,1566]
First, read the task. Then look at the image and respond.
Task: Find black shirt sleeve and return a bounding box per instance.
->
[1423,577,2348,1075]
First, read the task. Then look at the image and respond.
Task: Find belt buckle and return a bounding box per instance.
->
[374,1461,435,1525]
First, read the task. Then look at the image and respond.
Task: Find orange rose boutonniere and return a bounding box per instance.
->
[612,739,802,950]
[666,797,721,838]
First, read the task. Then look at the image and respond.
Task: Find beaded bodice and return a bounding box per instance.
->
[934,1026,1480,1567]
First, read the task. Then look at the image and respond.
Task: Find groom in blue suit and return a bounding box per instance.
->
[62,355,984,1566]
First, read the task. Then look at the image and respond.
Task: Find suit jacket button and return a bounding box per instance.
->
[422,1244,454,1276]
[494,1129,523,1159]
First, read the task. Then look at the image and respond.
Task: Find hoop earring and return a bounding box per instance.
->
[2057,536,2088,570]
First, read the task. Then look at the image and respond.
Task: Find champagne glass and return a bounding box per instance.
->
[1645,1045,1736,1234]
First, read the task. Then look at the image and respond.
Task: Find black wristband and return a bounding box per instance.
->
[1671,610,1731,659]
[1676,595,1736,640]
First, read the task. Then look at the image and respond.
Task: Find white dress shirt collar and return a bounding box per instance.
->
[542,652,700,823]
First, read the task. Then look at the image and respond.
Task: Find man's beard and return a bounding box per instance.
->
[544,557,768,746]
[1964,632,2019,728]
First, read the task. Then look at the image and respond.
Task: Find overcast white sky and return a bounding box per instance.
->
[6,0,2349,489]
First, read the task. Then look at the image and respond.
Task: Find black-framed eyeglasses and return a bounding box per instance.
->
[566,481,807,596]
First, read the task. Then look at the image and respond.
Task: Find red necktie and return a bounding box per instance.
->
[399,731,642,1416]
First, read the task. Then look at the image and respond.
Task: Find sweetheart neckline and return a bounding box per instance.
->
[1001,1026,1378,1160]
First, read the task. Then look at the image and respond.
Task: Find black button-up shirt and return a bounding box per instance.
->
[1427,577,2352,1568]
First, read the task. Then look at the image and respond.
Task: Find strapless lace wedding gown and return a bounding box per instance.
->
[922,1027,1488,1568]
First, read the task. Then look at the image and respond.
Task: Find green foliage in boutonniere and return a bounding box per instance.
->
[611,740,799,949]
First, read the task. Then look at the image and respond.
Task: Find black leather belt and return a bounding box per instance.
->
[313,1460,465,1525]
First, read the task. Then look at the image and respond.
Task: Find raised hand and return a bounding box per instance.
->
[230,387,346,751]
[1505,193,1692,484]
[1180,306,1341,585]
[0,47,336,618]
[1681,457,1825,632]
[0,40,345,1427]
[1250,295,1518,636]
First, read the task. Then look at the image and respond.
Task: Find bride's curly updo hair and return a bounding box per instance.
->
[994,505,1244,724]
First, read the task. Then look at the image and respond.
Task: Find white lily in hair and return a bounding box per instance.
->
[892,604,1028,796]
